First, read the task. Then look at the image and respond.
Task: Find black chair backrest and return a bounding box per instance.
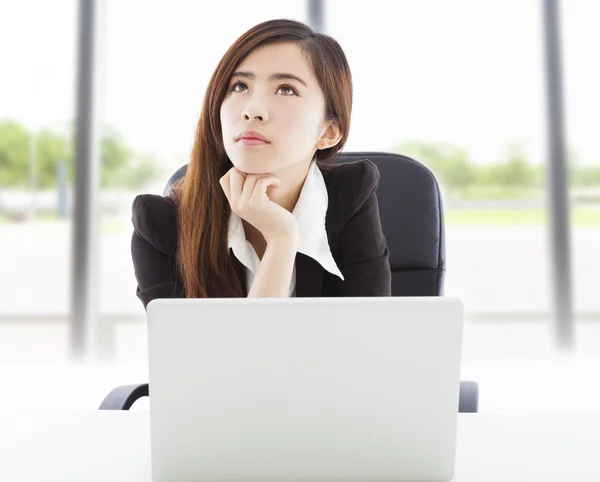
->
[164,151,445,296]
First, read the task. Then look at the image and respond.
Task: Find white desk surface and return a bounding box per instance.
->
[1,411,599,481]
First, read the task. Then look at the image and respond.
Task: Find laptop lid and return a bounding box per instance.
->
[147,296,463,482]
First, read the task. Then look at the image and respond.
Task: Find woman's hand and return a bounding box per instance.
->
[219,167,299,244]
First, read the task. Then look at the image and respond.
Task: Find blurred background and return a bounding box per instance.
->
[0,0,598,412]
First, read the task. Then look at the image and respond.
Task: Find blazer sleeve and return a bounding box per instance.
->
[329,160,392,296]
[131,194,185,310]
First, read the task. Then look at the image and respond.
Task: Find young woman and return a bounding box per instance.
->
[131,18,391,309]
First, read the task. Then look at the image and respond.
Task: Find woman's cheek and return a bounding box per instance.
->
[220,101,238,126]
[275,106,304,132]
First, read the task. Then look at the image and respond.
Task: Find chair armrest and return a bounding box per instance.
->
[459,380,479,413]
[98,383,149,410]
[98,380,479,412]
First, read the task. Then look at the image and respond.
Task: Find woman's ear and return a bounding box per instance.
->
[316,122,343,150]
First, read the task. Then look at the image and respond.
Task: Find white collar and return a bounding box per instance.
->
[227,161,344,280]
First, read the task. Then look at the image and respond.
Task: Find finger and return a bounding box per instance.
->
[239,174,262,205]
[229,169,246,207]
[219,171,232,202]
[240,174,273,203]
[232,168,248,182]
[252,177,281,200]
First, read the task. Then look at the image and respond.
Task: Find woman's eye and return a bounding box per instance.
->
[229,81,296,96]
[277,85,297,96]
[230,81,247,93]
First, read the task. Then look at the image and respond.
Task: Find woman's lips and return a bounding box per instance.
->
[237,138,270,146]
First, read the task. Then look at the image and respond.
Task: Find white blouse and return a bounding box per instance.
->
[227,161,344,296]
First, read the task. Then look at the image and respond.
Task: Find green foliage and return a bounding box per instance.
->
[36,128,72,188]
[0,119,30,186]
[393,139,600,197]
[0,119,164,189]
[392,140,477,192]
[567,150,600,187]
[571,165,600,186]
[478,142,537,188]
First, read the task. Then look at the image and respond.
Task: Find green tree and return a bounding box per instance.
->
[483,142,536,188]
[36,128,72,188]
[566,148,600,187]
[0,119,30,186]
[0,119,163,189]
[570,165,600,187]
[97,125,134,188]
[393,140,477,192]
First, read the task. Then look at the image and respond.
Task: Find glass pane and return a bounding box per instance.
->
[0,0,76,317]
[327,0,549,316]
[1,0,308,410]
[327,0,600,413]
[3,0,599,415]
[563,0,600,325]
[99,0,308,316]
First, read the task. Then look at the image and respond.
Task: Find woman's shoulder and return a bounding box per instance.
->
[318,158,381,209]
[131,194,178,254]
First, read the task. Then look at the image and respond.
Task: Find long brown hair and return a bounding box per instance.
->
[170,18,353,298]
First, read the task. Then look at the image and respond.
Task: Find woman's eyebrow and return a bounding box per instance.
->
[231,70,308,88]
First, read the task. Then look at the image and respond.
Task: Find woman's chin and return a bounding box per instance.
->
[230,158,275,175]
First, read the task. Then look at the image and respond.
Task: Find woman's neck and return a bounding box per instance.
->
[241,160,313,248]
[267,160,312,212]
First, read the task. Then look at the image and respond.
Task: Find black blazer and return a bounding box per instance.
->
[131,158,392,309]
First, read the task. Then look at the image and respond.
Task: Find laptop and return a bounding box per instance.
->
[146,296,464,482]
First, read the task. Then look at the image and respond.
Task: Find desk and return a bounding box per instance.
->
[1,412,599,481]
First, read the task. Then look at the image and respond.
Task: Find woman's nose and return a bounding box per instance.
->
[242,98,269,122]
[243,112,265,122]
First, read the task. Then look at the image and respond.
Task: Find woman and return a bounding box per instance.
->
[131,18,391,309]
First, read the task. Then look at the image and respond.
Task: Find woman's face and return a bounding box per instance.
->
[220,41,339,175]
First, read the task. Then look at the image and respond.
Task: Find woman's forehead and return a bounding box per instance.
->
[235,43,315,86]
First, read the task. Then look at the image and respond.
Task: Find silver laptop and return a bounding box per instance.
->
[146,297,464,482]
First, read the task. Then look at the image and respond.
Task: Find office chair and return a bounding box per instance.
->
[100,152,479,413]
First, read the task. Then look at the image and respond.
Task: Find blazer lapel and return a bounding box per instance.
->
[295,252,324,297]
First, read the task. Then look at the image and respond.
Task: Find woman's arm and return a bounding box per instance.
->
[247,235,298,298]
[220,168,300,298]
[328,161,392,296]
[131,195,185,310]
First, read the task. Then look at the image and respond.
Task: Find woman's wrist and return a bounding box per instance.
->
[265,228,299,251]
[248,232,298,298]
